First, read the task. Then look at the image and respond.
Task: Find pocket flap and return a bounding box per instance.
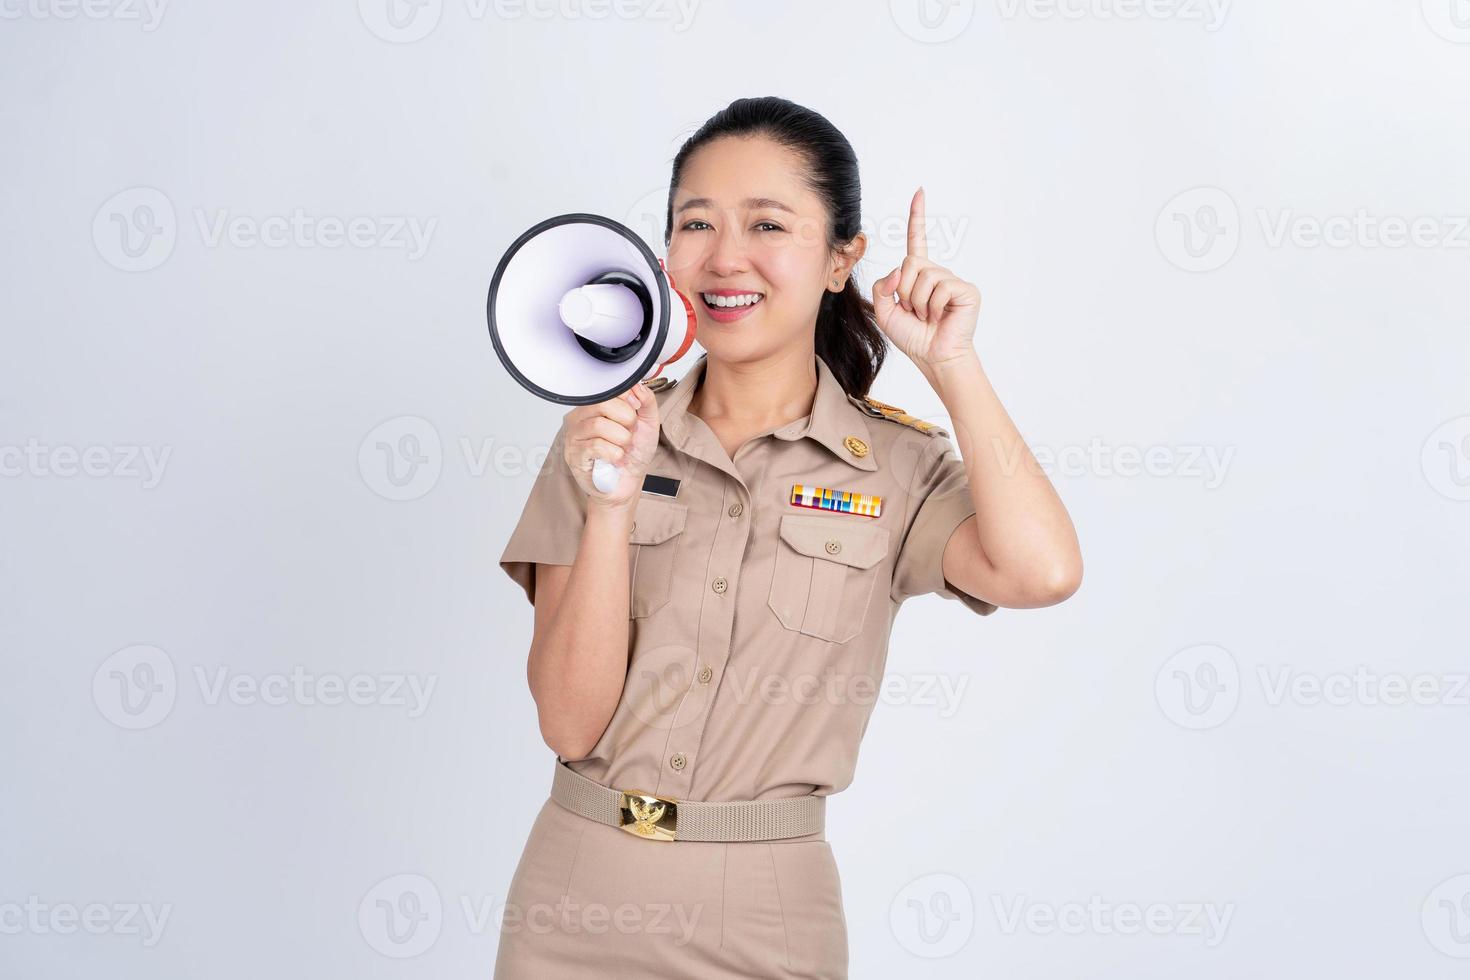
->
[777,513,890,569]
[630,498,688,545]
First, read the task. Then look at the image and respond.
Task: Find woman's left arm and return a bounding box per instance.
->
[922,352,1082,608]
[873,188,1083,609]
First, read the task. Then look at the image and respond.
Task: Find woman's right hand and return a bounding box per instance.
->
[562,381,661,509]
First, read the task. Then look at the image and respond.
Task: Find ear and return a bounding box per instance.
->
[828,232,868,291]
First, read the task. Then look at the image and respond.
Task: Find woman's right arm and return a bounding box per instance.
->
[525,382,660,761]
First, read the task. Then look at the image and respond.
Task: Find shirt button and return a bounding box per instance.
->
[698,665,712,684]
[728,502,744,518]
[825,539,842,555]
[670,753,687,771]
[712,576,728,594]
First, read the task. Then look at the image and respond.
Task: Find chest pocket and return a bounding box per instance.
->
[628,497,688,618]
[767,513,891,644]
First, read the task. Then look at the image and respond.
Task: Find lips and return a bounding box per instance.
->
[699,290,764,324]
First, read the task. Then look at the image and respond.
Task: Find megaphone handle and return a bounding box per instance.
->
[592,458,620,494]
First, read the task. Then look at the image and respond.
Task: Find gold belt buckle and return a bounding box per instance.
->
[618,789,678,841]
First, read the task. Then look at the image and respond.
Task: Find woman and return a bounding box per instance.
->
[494,96,1082,978]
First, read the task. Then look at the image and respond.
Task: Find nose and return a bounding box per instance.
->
[704,220,749,278]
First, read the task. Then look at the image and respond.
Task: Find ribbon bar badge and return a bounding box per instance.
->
[790,483,883,518]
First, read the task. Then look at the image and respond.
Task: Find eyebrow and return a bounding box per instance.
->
[674,196,796,215]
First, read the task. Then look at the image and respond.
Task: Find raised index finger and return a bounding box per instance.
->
[906,186,928,260]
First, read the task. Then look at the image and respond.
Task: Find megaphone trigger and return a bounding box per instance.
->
[591,458,620,495]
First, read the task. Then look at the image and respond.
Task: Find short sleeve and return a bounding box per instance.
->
[889,434,997,615]
[498,420,588,605]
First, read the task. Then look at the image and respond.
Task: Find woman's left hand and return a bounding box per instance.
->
[871,187,980,372]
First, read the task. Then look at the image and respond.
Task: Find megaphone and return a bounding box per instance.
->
[487,213,699,493]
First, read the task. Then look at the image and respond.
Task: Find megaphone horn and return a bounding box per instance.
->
[487,213,698,493]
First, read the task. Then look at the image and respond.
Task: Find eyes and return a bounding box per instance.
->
[680,219,785,234]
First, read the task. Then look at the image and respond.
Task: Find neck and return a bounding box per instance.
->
[689,346,818,430]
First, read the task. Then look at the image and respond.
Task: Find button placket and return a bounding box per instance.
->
[653,471,753,801]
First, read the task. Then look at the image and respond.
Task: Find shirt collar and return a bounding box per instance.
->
[660,352,878,471]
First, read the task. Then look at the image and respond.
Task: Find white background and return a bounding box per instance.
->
[3,0,1468,976]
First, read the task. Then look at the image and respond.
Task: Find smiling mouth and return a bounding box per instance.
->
[700,292,765,310]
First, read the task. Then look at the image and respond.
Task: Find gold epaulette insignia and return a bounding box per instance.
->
[859,396,948,437]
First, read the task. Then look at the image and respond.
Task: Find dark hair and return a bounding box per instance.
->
[663,96,886,399]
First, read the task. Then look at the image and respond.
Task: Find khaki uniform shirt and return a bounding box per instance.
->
[499,352,995,804]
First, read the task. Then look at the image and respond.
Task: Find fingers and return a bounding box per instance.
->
[576,437,627,471]
[909,265,945,323]
[921,279,958,325]
[574,414,634,453]
[632,380,661,419]
[906,186,928,261]
[896,255,926,313]
[871,268,899,321]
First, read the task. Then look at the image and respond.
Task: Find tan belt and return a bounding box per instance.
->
[550,759,825,843]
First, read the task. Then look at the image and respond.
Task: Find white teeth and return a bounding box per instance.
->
[701,292,763,308]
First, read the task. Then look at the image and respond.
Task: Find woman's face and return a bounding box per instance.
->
[665,135,861,365]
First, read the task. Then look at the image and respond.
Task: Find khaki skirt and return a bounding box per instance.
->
[492,796,848,978]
